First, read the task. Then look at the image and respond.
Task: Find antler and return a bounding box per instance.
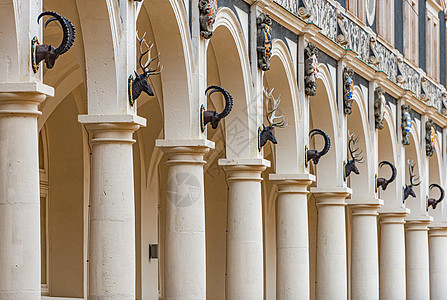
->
[38,11,75,55]
[408,160,421,187]
[264,88,287,128]
[348,132,364,163]
[137,32,162,77]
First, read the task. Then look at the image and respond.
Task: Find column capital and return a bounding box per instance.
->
[405,216,433,231]
[310,187,352,207]
[347,198,384,216]
[379,208,410,224]
[156,139,214,165]
[428,225,447,237]
[218,158,270,182]
[269,173,315,195]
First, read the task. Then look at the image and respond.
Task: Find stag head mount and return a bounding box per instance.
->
[403,160,421,202]
[374,87,386,130]
[304,42,319,96]
[344,132,364,179]
[129,32,162,106]
[258,88,287,150]
[401,104,412,145]
[376,161,397,191]
[198,0,217,39]
[425,119,436,157]
[307,129,331,165]
[33,11,76,71]
[343,67,354,115]
[257,13,273,71]
[200,85,233,131]
[427,184,445,210]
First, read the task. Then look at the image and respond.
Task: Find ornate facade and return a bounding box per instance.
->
[1,0,447,299]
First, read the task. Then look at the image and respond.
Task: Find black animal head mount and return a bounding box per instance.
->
[376,161,396,191]
[130,32,162,106]
[403,160,421,201]
[200,85,233,131]
[344,132,364,178]
[258,88,287,150]
[307,129,330,165]
[427,183,445,210]
[34,11,76,70]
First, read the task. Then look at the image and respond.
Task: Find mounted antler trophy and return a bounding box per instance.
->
[306,129,331,165]
[129,32,162,106]
[376,161,397,190]
[403,160,421,201]
[200,85,233,131]
[258,88,287,150]
[33,11,76,71]
[427,184,445,210]
[344,132,364,178]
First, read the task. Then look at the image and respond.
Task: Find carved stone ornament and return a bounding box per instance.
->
[343,67,354,115]
[369,37,380,66]
[199,0,217,39]
[425,119,436,157]
[374,86,386,130]
[297,0,312,19]
[304,42,319,96]
[420,77,429,102]
[257,13,273,71]
[336,10,349,46]
[401,104,411,145]
[396,57,406,84]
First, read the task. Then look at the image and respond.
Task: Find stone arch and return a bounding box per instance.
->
[347,86,373,198]
[309,63,341,187]
[405,122,424,215]
[0,0,19,81]
[263,39,301,173]
[208,7,254,158]
[378,107,399,207]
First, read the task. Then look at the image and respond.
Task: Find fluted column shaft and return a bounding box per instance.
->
[378,209,409,300]
[80,115,145,300]
[405,217,432,300]
[428,226,447,300]
[157,139,213,300]
[347,200,383,300]
[310,187,352,300]
[0,84,53,300]
[270,174,315,300]
[219,158,270,300]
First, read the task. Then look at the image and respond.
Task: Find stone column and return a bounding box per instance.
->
[405,217,432,300]
[269,174,315,300]
[218,158,270,300]
[346,199,383,300]
[0,83,53,299]
[378,209,410,300]
[310,187,352,300]
[156,139,214,300]
[428,225,447,300]
[79,115,146,299]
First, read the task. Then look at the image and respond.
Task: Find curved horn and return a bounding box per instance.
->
[60,16,75,55]
[309,129,331,157]
[379,161,397,184]
[38,11,73,55]
[205,85,233,119]
[430,183,445,203]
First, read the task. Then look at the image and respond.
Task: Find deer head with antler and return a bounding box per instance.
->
[259,88,287,149]
[403,160,421,201]
[345,132,364,178]
[131,32,162,101]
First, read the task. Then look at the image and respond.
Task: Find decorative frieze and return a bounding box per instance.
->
[304,42,319,96]
[307,0,337,41]
[257,13,273,71]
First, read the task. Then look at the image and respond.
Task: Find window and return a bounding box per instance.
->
[347,0,366,23]
[426,8,440,81]
[377,0,394,45]
[403,0,419,64]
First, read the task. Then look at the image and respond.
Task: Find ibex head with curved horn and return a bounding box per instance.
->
[36,11,76,69]
[259,88,287,148]
[307,129,331,165]
[376,161,397,191]
[202,85,233,129]
[427,183,444,210]
[132,32,162,101]
[345,132,364,178]
[403,160,421,201]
